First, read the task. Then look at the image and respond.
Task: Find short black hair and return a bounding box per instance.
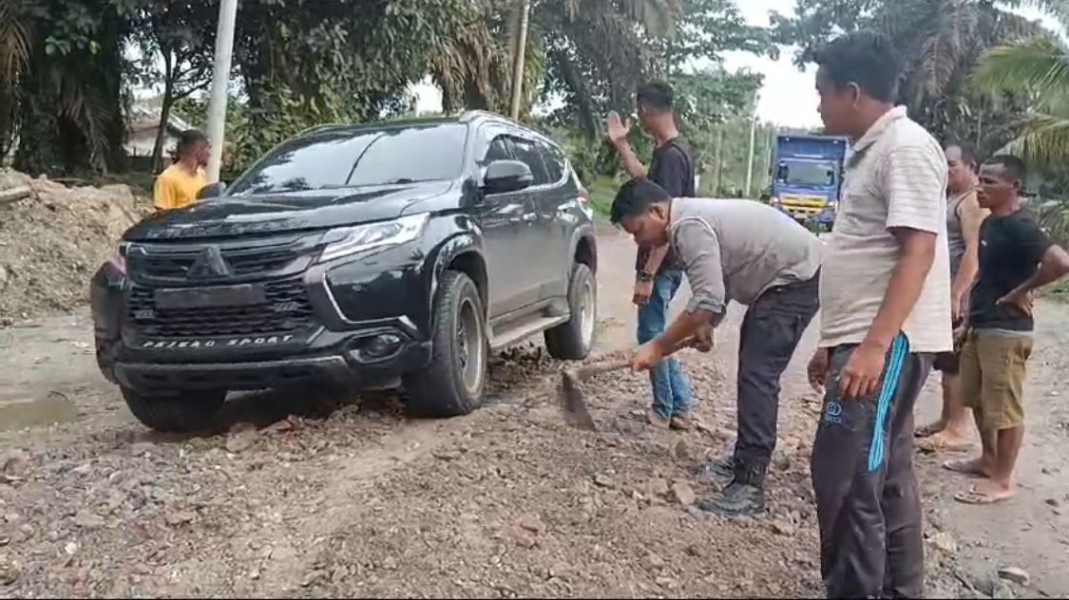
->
[176,129,208,156]
[610,178,671,224]
[985,154,1027,182]
[636,81,674,112]
[812,31,903,103]
[944,140,976,165]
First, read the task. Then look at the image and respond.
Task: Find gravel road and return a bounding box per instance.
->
[0,226,1066,598]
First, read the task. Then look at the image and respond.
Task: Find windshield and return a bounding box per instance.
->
[776,161,836,188]
[229,123,468,195]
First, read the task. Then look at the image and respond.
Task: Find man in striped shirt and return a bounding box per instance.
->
[806,32,952,599]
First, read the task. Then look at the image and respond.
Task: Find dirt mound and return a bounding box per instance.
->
[0,169,149,324]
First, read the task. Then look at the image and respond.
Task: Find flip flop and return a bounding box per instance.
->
[914,422,944,438]
[954,486,1014,505]
[917,435,973,453]
[941,459,988,477]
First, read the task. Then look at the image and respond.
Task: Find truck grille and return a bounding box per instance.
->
[127,278,314,338]
[133,247,300,279]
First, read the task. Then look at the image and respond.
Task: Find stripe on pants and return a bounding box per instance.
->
[868,334,909,472]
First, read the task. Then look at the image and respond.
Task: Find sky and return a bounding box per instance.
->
[413,0,1062,128]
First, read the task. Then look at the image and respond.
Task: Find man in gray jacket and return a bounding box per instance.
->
[613,178,823,516]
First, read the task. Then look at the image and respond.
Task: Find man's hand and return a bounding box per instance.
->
[631,340,666,372]
[839,341,886,400]
[997,289,1035,316]
[692,322,714,353]
[633,279,653,306]
[607,112,631,146]
[808,348,830,393]
[950,291,965,323]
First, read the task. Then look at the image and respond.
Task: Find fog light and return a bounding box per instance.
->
[363,333,404,359]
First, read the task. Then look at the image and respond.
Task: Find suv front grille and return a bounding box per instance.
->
[133,247,300,279]
[127,278,315,338]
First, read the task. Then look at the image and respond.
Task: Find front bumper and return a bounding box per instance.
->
[112,341,431,391]
[91,241,435,393]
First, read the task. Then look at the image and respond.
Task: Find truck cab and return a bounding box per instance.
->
[768,134,848,231]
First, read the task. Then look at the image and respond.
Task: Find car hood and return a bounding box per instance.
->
[124,181,454,241]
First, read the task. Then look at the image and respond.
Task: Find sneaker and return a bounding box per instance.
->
[670,412,695,431]
[697,480,766,517]
[696,454,735,484]
[647,408,671,430]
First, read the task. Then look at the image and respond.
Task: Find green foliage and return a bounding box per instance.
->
[771,0,1045,147]
[10,0,134,174]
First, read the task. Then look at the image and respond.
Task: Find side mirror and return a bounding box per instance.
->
[483,160,533,194]
[197,182,227,199]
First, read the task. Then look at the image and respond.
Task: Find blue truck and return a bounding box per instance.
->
[767,133,849,231]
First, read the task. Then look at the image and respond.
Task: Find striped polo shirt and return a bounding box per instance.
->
[819,106,953,354]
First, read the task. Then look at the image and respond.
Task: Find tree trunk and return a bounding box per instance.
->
[151,83,175,173]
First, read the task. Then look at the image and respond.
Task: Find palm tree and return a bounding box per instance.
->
[974,35,1069,166]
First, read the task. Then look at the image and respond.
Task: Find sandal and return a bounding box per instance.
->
[941,459,989,477]
[917,435,973,453]
[953,485,1015,505]
[914,422,944,438]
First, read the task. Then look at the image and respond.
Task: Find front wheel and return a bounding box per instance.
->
[404,270,488,418]
[545,262,596,360]
[121,387,226,433]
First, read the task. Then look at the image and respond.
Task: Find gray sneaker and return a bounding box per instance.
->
[697,481,766,517]
[696,455,735,485]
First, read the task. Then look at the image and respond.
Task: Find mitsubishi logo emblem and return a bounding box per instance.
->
[187,246,232,278]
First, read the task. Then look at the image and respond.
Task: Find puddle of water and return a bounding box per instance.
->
[0,392,78,431]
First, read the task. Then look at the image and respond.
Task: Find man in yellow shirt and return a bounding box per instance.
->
[153,129,211,210]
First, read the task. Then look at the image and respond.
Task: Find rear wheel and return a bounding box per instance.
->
[545,262,596,360]
[404,270,487,418]
[121,387,226,433]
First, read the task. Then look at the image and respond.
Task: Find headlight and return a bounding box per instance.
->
[108,242,130,274]
[318,213,429,263]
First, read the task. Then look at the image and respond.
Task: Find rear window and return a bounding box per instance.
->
[229,123,468,195]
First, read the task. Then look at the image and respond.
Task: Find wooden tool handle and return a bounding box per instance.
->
[572,335,699,379]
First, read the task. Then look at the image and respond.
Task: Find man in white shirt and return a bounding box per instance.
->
[805,32,952,599]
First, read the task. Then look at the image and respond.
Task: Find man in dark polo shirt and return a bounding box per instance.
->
[607,81,696,430]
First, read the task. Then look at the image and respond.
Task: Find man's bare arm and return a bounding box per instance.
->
[862,228,938,350]
[643,243,669,274]
[1007,245,1069,298]
[951,194,987,310]
[613,139,647,179]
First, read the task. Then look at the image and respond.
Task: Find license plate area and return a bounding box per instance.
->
[154,284,266,309]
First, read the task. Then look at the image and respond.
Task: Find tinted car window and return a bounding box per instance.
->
[349,124,468,186]
[483,136,512,164]
[509,136,551,185]
[538,141,565,183]
[229,123,468,195]
[229,132,372,195]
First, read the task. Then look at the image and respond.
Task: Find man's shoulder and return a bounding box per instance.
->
[883,117,943,156]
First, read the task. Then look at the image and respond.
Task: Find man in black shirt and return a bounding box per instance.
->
[607,81,696,430]
[946,155,1069,505]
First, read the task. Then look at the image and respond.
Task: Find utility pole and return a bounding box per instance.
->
[205,0,239,183]
[744,92,759,198]
[509,0,532,120]
[713,125,724,195]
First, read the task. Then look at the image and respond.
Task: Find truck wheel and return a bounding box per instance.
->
[121,387,225,433]
[545,262,596,360]
[404,270,487,418]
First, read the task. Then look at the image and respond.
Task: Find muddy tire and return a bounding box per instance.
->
[121,387,226,433]
[404,270,487,418]
[545,262,596,360]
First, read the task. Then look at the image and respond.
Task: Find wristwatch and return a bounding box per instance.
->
[637,270,654,283]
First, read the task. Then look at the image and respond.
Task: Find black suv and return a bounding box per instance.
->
[91,112,598,432]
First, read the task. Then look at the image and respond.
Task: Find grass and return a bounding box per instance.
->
[585,176,618,219]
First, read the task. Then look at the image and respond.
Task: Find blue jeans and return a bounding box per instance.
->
[636,269,693,418]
